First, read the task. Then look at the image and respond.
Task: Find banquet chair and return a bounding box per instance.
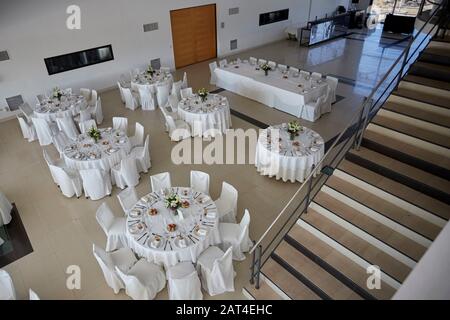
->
[93,97,104,124]
[80,88,91,102]
[31,117,56,146]
[219,59,228,68]
[300,70,310,78]
[79,119,97,134]
[52,166,83,198]
[0,191,13,226]
[53,131,71,156]
[19,103,34,122]
[77,108,93,124]
[156,83,171,109]
[56,116,79,141]
[113,117,128,133]
[180,87,193,99]
[138,87,156,111]
[29,289,40,300]
[268,61,277,69]
[89,90,98,107]
[93,244,137,294]
[258,58,267,66]
[209,61,218,85]
[219,209,252,261]
[117,186,139,214]
[160,103,178,132]
[249,57,257,65]
[190,170,210,195]
[165,115,191,142]
[215,181,238,223]
[326,76,339,104]
[117,82,126,103]
[130,122,145,148]
[278,64,288,72]
[36,94,46,105]
[63,88,73,95]
[166,262,202,300]
[80,169,112,201]
[171,81,183,100]
[197,247,234,296]
[111,155,140,189]
[182,72,188,89]
[115,259,166,300]
[17,114,37,142]
[43,149,66,185]
[160,66,171,74]
[289,67,299,75]
[168,94,179,111]
[311,72,323,81]
[301,93,327,122]
[122,88,140,111]
[95,202,127,251]
[131,134,151,174]
[150,172,172,193]
[0,269,16,300]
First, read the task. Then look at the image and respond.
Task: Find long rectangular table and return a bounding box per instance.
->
[214,62,328,118]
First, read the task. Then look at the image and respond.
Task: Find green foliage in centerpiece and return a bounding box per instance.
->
[198,88,209,102]
[146,65,155,76]
[287,121,302,139]
[52,87,63,100]
[260,63,272,76]
[165,194,181,214]
[87,127,102,143]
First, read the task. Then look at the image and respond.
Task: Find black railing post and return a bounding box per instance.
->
[353,97,367,150]
[255,245,262,289]
[249,240,257,285]
[356,98,373,150]
[303,164,316,214]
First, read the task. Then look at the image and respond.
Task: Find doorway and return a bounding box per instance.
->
[170,4,217,69]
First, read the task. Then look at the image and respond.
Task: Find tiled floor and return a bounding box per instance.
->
[0,28,406,300]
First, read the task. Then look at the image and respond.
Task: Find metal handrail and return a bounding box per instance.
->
[248,0,447,259]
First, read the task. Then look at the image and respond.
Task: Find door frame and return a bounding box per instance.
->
[169,3,218,69]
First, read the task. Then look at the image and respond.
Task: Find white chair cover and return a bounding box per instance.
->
[17,115,37,142]
[117,187,139,214]
[215,182,238,223]
[258,59,267,66]
[219,209,252,261]
[278,64,288,72]
[156,83,171,108]
[31,117,54,146]
[130,135,151,174]
[53,131,71,156]
[80,88,91,101]
[311,72,322,80]
[326,76,338,103]
[138,87,156,111]
[301,89,330,122]
[53,166,83,198]
[168,94,179,111]
[249,57,257,65]
[171,81,183,100]
[197,247,234,296]
[43,149,65,185]
[90,90,98,107]
[36,95,46,105]
[209,62,218,85]
[180,88,193,99]
[115,259,166,300]
[165,115,191,141]
[150,172,171,193]
[300,70,310,77]
[79,169,112,201]
[190,171,210,195]
[182,72,188,89]
[79,119,97,134]
[95,202,127,251]
[19,103,34,122]
[167,262,202,300]
[130,122,144,148]
[0,191,13,226]
[56,116,79,141]
[79,108,92,123]
[219,59,228,68]
[123,88,139,111]
[113,117,128,133]
[117,82,126,103]
[290,67,299,74]
[111,155,140,189]
[0,269,16,300]
[29,289,40,300]
[94,97,104,124]
[268,61,277,69]
[93,244,137,294]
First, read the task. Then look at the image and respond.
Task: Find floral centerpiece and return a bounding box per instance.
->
[287,121,302,140]
[146,65,155,76]
[52,87,63,101]
[260,63,272,76]
[87,127,102,143]
[198,88,209,103]
[165,194,182,215]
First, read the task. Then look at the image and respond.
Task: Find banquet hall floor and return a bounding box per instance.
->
[0,28,406,299]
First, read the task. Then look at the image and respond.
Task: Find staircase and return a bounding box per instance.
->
[244,35,450,300]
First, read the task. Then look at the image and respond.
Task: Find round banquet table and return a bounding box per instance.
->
[62,128,131,172]
[255,123,325,183]
[34,94,87,123]
[130,70,173,93]
[126,187,221,268]
[177,94,232,137]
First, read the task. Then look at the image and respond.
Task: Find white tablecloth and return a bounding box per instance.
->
[126,187,221,268]
[255,124,325,183]
[131,71,173,93]
[177,94,232,137]
[215,62,328,118]
[34,94,87,122]
[63,128,131,172]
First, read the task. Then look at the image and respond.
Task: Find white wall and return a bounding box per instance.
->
[0,0,343,113]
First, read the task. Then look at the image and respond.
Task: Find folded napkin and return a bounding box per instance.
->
[150,239,161,249]
[177,238,187,248]
[310,146,319,152]
[206,211,216,219]
[197,228,208,237]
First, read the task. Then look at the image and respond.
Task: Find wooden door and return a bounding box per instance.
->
[170,4,217,69]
